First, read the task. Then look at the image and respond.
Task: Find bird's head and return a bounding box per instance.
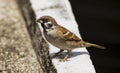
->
[37,16,58,31]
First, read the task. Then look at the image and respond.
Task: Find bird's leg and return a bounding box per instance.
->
[59,50,72,62]
[52,49,64,58]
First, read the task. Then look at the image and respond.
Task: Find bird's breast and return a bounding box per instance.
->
[43,31,69,50]
[43,29,80,50]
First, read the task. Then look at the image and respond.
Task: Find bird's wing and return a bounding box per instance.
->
[56,25,81,41]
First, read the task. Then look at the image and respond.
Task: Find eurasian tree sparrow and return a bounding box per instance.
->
[37,16,105,61]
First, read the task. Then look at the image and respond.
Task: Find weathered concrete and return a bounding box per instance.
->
[0,0,42,73]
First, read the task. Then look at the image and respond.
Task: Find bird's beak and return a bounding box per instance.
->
[36,19,43,23]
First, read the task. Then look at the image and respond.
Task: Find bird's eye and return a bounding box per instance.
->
[47,23,53,27]
[44,21,53,29]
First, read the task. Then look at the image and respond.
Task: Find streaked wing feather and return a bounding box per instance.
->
[56,25,81,41]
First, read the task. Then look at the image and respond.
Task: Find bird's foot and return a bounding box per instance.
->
[59,58,69,62]
[59,50,71,62]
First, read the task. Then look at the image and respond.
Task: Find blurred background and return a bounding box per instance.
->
[69,0,120,73]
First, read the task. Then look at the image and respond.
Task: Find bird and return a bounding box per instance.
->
[36,15,105,62]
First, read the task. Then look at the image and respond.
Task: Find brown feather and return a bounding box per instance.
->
[56,25,82,41]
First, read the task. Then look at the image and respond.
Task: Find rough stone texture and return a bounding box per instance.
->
[0,0,42,73]
[16,0,57,73]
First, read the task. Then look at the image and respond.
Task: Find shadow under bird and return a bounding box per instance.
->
[37,16,105,62]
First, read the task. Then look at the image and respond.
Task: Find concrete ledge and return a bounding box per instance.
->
[30,0,96,73]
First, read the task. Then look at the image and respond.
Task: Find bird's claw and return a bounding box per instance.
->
[59,58,69,62]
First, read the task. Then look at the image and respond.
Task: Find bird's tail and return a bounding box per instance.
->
[81,41,105,49]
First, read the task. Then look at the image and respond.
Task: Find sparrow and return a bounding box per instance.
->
[37,16,105,62]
